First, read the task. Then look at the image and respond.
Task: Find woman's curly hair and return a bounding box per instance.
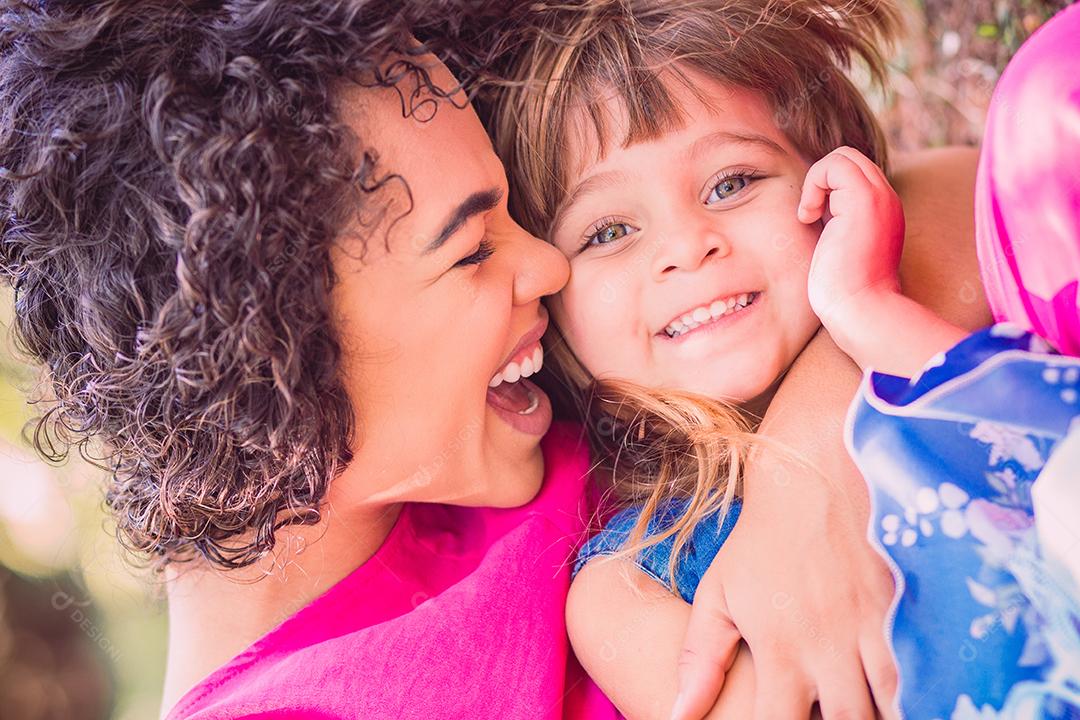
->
[0,0,522,570]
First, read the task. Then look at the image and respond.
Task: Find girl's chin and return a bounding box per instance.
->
[674,376,774,408]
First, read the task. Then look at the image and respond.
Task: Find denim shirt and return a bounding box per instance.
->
[573,496,742,603]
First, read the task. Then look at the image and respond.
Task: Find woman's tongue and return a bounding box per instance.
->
[487,377,536,413]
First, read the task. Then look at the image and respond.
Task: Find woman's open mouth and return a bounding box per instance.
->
[659,291,761,341]
[486,329,552,435]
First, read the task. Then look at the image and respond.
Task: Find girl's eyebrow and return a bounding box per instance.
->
[552,169,632,235]
[552,131,784,233]
[550,130,786,239]
[687,130,786,159]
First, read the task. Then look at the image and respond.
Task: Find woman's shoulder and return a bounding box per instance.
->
[889,146,993,332]
[889,145,980,241]
[889,145,980,206]
[890,145,978,178]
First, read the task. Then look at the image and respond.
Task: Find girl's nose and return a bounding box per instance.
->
[652,221,732,279]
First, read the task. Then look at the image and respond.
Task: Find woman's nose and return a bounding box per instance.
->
[651,219,732,278]
[512,229,571,305]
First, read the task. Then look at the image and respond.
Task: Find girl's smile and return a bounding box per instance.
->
[659,290,761,339]
[547,69,822,405]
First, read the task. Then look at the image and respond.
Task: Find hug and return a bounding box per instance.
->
[1,0,1078,718]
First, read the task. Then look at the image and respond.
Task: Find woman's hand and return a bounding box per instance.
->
[671,330,899,720]
[669,147,990,718]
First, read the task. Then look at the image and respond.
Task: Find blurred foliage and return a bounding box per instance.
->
[875,0,1075,150]
[0,2,1075,719]
[0,568,114,719]
[0,288,166,720]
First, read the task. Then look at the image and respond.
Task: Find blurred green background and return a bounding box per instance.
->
[0,1,1073,718]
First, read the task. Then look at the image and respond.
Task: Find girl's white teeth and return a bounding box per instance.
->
[489,345,544,388]
[665,292,759,338]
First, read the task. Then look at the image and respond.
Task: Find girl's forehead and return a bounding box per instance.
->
[561,71,788,182]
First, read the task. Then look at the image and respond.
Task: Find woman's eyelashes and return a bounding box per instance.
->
[455,238,495,267]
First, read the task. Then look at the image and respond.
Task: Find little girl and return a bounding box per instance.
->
[486,0,1080,718]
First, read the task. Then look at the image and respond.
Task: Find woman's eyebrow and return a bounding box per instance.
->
[424,187,504,254]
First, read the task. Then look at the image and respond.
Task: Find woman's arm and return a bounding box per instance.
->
[891,145,991,331]
[567,336,868,720]
[669,147,994,718]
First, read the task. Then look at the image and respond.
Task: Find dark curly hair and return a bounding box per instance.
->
[0,0,522,570]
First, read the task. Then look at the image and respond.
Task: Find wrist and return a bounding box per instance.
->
[824,290,968,377]
[817,285,900,366]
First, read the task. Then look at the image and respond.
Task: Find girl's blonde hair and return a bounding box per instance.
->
[481,0,902,590]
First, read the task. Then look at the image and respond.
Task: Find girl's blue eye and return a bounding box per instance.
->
[584,221,636,250]
[705,174,751,205]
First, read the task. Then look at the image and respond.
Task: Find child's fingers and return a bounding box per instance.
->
[797,179,828,225]
[798,151,868,224]
[829,145,890,190]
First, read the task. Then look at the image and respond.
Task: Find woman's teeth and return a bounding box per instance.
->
[664,292,759,338]
[489,345,544,387]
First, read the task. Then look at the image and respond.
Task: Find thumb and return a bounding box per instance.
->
[670,576,741,720]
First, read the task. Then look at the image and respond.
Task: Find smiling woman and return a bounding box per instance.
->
[0,1,617,717]
[325,72,567,512]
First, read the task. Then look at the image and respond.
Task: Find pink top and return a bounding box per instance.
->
[166,420,622,719]
[975,2,1080,355]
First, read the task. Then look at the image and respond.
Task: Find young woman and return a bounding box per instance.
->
[0,1,613,716]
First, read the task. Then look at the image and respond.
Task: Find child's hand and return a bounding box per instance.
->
[796,146,968,376]
[798,146,904,339]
